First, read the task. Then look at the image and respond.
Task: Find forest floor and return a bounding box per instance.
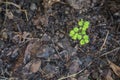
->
[0,0,120,80]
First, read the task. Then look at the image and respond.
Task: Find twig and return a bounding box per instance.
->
[58,47,120,80]
[51,39,64,62]
[1,1,21,9]
[3,0,8,25]
[100,30,109,51]
[100,47,120,57]
[58,61,93,80]
[0,1,28,21]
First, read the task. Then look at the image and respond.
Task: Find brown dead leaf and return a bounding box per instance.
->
[69,59,80,74]
[32,14,48,29]
[107,59,120,77]
[6,10,14,19]
[24,39,42,64]
[30,60,41,73]
[105,70,114,80]
[1,29,8,40]
[22,32,32,42]
[43,0,60,9]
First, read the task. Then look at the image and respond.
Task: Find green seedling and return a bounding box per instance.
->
[85,39,89,43]
[69,19,90,45]
[77,34,82,40]
[78,19,84,26]
[83,35,89,40]
[69,30,75,37]
[73,27,79,32]
[72,33,78,40]
[81,31,86,35]
[80,39,85,45]
[83,21,90,28]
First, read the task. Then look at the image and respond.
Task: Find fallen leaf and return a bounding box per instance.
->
[23,39,40,64]
[22,32,32,42]
[105,70,113,80]
[2,32,8,40]
[32,14,48,29]
[43,0,60,9]
[69,59,81,74]
[30,60,41,73]
[107,59,120,77]
[6,11,14,19]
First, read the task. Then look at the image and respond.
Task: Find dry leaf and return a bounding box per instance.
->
[2,32,8,40]
[22,32,32,42]
[43,0,60,9]
[105,70,113,80]
[107,59,120,77]
[30,60,41,73]
[32,14,48,29]
[6,11,14,19]
[24,39,42,64]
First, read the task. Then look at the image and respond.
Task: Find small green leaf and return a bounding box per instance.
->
[69,30,75,37]
[83,21,90,28]
[78,19,84,26]
[73,27,79,32]
[83,35,89,40]
[80,39,85,45]
[77,34,82,40]
[85,39,89,43]
[72,33,78,40]
[79,27,82,30]
[83,25,88,29]
[81,31,86,34]
[82,27,87,31]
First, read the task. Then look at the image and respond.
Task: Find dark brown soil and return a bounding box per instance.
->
[0,0,120,80]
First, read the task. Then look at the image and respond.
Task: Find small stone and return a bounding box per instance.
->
[41,33,51,42]
[30,3,37,11]
[2,32,8,40]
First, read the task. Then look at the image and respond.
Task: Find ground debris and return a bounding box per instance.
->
[0,0,120,80]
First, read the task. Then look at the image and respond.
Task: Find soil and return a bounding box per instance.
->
[0,0,120,80]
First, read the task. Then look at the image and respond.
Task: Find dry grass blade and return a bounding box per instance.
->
[100,30,109,51]
[30,60,41,73]
[107,59,120,77]
[0,1,28,21]
[105,70,113,80]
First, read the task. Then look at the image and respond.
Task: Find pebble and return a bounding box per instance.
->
[30,3,37,11]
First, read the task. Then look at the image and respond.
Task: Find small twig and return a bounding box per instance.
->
[58,61,93,80]
[58,47,120,80]
[100,30,109,51]
[100,47,120,57]
[51,39,64,62]
[1,1,21,9]
[3,0,8,25]
[1,1,28,21]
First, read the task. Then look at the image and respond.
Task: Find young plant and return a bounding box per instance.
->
[69,19,90,45]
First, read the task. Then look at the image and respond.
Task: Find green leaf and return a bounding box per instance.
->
[79,27,82,30]
[72,33,78,40]
[85,39,89,43]
[77,34,82,40]
[69,30,75,37]
[80,39,85,45]
[73,27,79,32]
[78,19,84,26]
[83,35,89,40]
[81,31,86,34]
[82,27,87,31]
[83,21,90,28]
